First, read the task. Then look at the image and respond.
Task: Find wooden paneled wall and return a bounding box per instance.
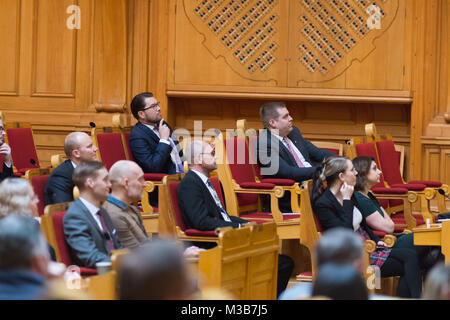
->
[0,0,449,184]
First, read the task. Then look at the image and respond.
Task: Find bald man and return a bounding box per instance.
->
[102,160,149,249]
[104,160,203,255]
[44,132,98,205]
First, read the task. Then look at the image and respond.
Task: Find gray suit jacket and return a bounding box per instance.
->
[63,199,123,268]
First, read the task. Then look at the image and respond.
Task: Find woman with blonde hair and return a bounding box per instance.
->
[311,156,422,298]
[0,177,56,261]
[0,178,39,219]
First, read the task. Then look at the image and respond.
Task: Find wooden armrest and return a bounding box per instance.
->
[24,168,51,180]
[364,240,376,253]
[381,235,397,247]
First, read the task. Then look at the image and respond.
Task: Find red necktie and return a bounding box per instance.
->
[96,210,115,251]
[283,137,305,168]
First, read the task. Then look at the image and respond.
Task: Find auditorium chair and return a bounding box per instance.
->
[298,180,397,295]
[43,202,98,276]
[347,129,425,230]
[216,132,301,240]
[23,168,51,217]
[310,141,344,156]
[4,121,41,176]
[197,222,279,300]
[163,173,220,244]
[236,119,303,213]
[365,123,449,219]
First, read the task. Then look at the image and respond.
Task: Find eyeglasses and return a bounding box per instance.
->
[201,150,215,157]
[142,102,160,111]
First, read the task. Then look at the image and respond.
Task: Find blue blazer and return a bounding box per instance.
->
[63,199,123,268]
[44,160,74,206]
[256,126,334,182]
[129,122,183,174]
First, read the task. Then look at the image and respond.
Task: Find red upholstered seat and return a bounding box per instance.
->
[371,187,408,195]
[30,175,49,217]
[376,140,428,192]
[391,183,426,191]
[373,230,387,238]
[124,132,134,161]
[239,182,276,189]
[225,137,259,206]
[50,211,97,276]
[96,132,127,170]
[184,229,217,237]
[322,148,340,155]
[391,213,425,226]
[168,178,220,238]
[240,212,299,221]
[260,178,296,186]
[143,173,167,181]
[408,180,442,188]
[6,127,40,174]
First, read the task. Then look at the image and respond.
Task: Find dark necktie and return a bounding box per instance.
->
[96,210,115,251]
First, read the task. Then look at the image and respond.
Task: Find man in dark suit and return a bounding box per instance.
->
[257,102,334,212]
[0,117,13,183]
[44,132,98,205]
[178,140,247,232]
[129,92,184,206]
[179,140,294,296]
[63,161,122,269]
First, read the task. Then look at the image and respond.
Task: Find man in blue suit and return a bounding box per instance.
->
[129,92,184,206]
[256,102,334,212]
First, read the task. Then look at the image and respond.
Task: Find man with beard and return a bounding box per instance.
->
[129,92,184,207]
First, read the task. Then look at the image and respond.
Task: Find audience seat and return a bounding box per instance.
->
[310,141,344,156]
[43,202,98,276]
[164,174,220,243]
[365,123,448,222]
[216,130,301,240]
[24,168,51,217]
[4,123,40,176]
[347,134,424,230]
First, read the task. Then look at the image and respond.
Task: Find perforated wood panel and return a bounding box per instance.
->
[179,0,401,86]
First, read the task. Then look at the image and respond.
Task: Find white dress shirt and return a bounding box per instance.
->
[79,197,103,231]
[144,123,183,173]
[272,132,312,167]
[190,169,232,222]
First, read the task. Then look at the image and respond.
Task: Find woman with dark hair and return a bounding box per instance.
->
[311,156,422,298]
[352,156,442,273]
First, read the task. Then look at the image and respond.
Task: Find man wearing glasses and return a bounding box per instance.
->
[129,92,184,206]
[0,117,13,183]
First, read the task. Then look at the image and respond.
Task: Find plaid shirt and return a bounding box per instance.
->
[356,228,391,268]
